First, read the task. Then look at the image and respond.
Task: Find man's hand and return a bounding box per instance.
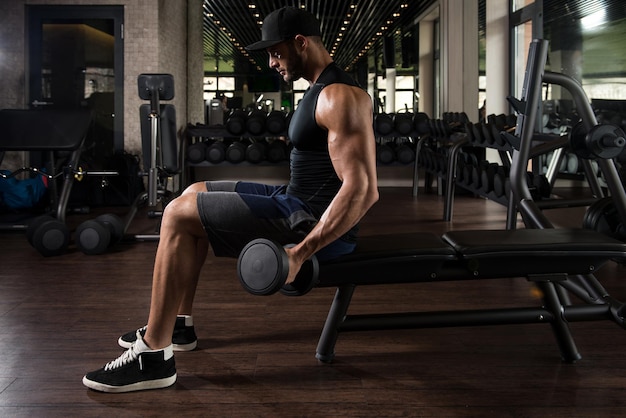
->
[283,245,305,284]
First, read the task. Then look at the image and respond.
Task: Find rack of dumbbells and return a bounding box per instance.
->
[414,112,470,199]
[416,112,569,223]
[185,109,292,182]
[373,111,428,194]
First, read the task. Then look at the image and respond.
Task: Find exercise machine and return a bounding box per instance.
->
[76,73,181,251]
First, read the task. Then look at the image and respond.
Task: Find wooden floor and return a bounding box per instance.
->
[2,186,626,417]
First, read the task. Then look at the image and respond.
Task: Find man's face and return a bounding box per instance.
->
[267,39,304,83]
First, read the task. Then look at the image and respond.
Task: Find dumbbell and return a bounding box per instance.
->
[413,112,430,136]
[246,109,266,136]
[246,140,267,163]
[266,110,287,135]
[206,140,227,164]
[583,197,626,241]
[237,238,319,296]
[532,174,552,199]
[470,161,489,191]
[226,141,247,163]
[27,215,70,257]
[393,112,414,135]
[225,109,247,135]
[376,142,396,164]
[186,141,208,164]
[395,140,416,164]
[266,139,289,163]
[493,166,510,198]
[75,213,124,255]
[479,163,500,194]
[374,113,394,136]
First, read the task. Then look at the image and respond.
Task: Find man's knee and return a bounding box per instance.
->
[162,193,202,230]
[182,181,207,196]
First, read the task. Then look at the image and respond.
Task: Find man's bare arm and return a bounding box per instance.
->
[284,83,379,283]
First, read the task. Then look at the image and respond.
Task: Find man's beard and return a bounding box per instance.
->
[282,43,305,83]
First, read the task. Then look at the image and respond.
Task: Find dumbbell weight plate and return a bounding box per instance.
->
[225,110,246,135]
[27,215,56,246]
[582,197,626,240]
[247,110,266,135]
[374,114,394,136]
[567,154,578,174]
[76,219,111,255]
[32,218,70,257]
[267,140,288,163]
[246,141,267,163]
[533,175,551,199]
[206,141,226,164]
[266,111,286,134]
[226,141,247,163]
[376,144,395,164]
[238,238,288,295]
[96,213,125,245]
[493,167,508,198]
[186,142,208,164]
[395,144,415,164]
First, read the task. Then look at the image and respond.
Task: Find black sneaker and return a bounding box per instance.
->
[83,338,176,393]
[118,315,197,351]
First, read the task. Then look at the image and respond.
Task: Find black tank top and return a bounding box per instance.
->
[287,62,360,211]
[286,62,362,242]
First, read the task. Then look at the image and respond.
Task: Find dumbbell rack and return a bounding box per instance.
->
[184,121,292,185]
[415,107,607,225]
[372,112,422,166]
[443,115,565,223]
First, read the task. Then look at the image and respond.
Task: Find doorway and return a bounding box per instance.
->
[27,5,124,162]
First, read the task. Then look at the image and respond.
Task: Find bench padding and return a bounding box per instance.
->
[316,228,626,287]
[0,109,92,152]
[317,232,456,287]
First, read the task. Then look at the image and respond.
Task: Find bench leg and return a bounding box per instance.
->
[316,285,355,363]
[537,280,582,363]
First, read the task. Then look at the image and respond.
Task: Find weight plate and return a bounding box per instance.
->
[32,219,69,257]
[237,238,288,296]
[96,213,125,244]
[76,219,111,255]
[27,215,55,246]
[582,197,626,241]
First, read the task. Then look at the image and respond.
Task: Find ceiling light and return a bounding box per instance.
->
[581,9,606,30]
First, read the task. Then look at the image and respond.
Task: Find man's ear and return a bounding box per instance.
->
[294,34,307,49]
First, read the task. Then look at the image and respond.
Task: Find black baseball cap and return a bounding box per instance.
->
[245,7,321,51]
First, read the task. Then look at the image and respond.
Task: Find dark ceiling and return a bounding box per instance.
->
[202,0,437,73]
[202,0,626,75]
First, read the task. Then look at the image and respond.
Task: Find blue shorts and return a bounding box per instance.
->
[196,181,356,260]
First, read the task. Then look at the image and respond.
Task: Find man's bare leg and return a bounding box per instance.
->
[177,183,210,316]
[143,184,208,350]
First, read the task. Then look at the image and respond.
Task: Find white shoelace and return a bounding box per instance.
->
[104,343,142,371]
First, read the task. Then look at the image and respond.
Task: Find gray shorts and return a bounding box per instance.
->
[197,181,356,260]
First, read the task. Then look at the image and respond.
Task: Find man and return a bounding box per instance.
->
[83,6,378,393]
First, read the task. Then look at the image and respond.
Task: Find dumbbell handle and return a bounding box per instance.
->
[600,134,625,148]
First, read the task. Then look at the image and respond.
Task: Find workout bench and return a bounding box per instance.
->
[312,229,626,363]
[0,108,93,228]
